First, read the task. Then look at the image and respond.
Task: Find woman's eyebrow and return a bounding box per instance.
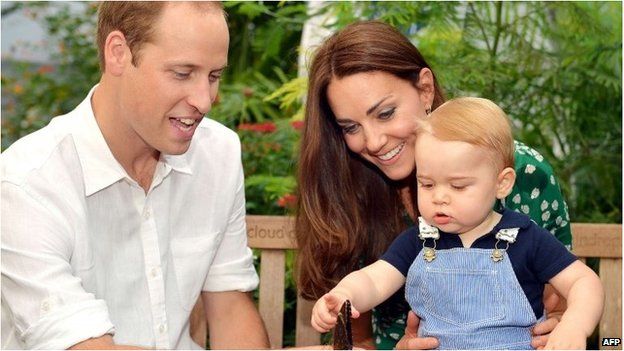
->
[366,95,392,116]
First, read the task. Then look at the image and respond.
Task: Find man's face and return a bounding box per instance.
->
[118,3,229,155]
[415,133,502,234]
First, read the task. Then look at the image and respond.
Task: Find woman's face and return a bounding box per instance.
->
[327,70,433,181]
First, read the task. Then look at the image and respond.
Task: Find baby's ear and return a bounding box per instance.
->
[496,167,516,199]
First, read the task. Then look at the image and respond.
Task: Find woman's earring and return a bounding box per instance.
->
[425,107,432,116]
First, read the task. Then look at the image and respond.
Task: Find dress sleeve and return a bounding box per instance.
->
[503,141,572,249]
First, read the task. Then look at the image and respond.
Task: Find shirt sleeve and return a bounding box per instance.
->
[380,227,422,276]
[1,182,114,349]
[203,158,259,292]
[504,141,572,248]
[528,222,578,283]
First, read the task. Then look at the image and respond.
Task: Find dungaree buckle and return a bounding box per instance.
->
[491,228,519,262]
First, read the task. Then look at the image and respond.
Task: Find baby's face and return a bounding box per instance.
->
[415,133,502,234]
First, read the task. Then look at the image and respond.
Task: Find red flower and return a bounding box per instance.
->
[290,120,304,131]
[277,194,297,208]
[237,122,276,133]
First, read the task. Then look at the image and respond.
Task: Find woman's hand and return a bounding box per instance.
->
[531,284,567,349]
[394,311,439,350]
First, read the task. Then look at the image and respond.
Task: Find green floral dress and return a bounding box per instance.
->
[371,140,572,349]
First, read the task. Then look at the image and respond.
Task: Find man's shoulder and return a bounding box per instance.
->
[2,114,79,186]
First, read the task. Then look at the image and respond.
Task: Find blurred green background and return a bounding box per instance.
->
[1,1,621,347]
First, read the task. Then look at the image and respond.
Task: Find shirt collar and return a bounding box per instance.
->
[161,153,192,175]
[71,86,127,196]
[72,86,194,196]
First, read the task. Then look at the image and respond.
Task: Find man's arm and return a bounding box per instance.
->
[202,291,269,348]
[69,335,144,350]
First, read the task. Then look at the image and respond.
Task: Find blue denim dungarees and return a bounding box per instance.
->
[405,218,539,350]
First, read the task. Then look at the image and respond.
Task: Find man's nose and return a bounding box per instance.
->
[187,78,213,115]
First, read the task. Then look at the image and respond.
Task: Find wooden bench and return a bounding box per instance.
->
[191,216,622,349]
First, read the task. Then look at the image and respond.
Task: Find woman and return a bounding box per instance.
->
[295,20,571,349]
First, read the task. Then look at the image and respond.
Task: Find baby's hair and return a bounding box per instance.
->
[417,97,515,170]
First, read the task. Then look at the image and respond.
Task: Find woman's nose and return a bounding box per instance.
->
[363,127,386,155]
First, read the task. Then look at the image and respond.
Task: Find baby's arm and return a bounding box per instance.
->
[311,260,405,333]
[544,260,604,349]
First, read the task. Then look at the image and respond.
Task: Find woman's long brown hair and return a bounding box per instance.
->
[295,21,445,299]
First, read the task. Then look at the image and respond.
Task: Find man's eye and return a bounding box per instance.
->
[174,72,191,79]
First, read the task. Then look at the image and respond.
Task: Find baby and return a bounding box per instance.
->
[311,97,604,349]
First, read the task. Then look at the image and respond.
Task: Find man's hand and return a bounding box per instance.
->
[395,311,439,350]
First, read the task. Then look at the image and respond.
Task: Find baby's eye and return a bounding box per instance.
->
[209,74,221,83]
[451,184,467,190]
[418,182,433,189]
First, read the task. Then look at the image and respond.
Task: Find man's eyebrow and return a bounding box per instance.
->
[366,95,392,116]
[165,63,228,72]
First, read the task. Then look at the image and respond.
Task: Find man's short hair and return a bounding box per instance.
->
[96,1,224,72]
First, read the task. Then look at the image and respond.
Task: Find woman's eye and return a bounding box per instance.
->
[378,107,396,120]
[342,125,359,135]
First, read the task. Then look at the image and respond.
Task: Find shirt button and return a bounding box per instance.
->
[150,267,159,278]
[143,209,151,219]
[159,323,167,333]
[41,301,50,312]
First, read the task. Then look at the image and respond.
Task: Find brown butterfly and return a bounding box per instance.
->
[332,300,353,350]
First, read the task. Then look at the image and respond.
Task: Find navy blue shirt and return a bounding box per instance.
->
[381,209,577,319]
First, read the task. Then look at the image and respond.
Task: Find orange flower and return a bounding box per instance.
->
[13,84,23,95]
[277,194,297,208]
[37,65,54,74]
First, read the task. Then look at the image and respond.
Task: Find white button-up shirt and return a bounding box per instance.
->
[1,87,259,349]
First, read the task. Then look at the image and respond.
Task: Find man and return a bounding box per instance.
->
[1,2,269,349]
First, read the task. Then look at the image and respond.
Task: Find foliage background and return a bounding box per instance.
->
[1,1,621,347]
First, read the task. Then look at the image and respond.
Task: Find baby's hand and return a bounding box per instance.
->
[311,292,360,333]
[543,321,586,350]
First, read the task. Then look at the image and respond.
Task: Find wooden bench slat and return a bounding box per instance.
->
[246,215,298,249]
[296,297,321,346]
[259,249,286,348]
[599,258,622,349]
[571,223,622,258]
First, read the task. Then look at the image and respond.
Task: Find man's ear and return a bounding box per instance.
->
[416,68,435,109]
[496,167,516,199]
[103,30,131,76]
